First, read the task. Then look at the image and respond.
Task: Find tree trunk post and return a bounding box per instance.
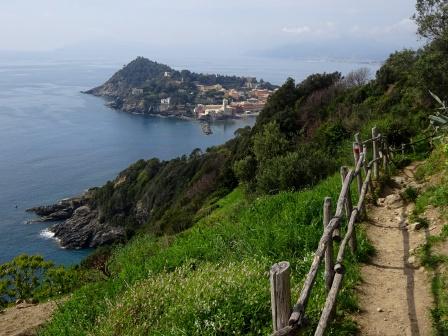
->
[378,133,386,169]
[341,166,356,253]
[382,138,389,171]
[270,261,291,332]
[401,143,405,155]
[372,127,379,179]
[389,146,395,159]
[353,141,364,219]
[323,197,334,292]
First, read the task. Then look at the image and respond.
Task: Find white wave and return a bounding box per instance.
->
[39,228,55,239]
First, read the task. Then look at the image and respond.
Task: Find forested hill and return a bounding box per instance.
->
[37,29,447,249]
[84,56,276,115]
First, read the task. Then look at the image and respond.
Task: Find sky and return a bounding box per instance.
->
[0,0,422,61]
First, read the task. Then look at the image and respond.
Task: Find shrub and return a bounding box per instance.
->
[0,255,53,303]
[0,254,96,307]
[401,186,419,203]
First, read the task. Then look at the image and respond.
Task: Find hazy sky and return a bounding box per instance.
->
[0,0,421,59]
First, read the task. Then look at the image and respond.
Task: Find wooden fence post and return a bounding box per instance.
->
[378,133,386,170]
[382,137,389,170]
[389,146,395,159]
[352,141,364,218]
[270,261,291,332]
[372,127,379,179]
[323,197,334,292]
[341,166,357,253]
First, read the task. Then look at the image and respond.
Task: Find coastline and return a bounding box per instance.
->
[89,93,258,122]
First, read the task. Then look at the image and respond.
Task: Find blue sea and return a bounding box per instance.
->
[0,57,380,265]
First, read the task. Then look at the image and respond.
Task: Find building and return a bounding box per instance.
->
[164,71,172,78]
[244,77,256,89]
[194,99,234,119]
[226,89,240,100]
[197,84,224,92]
[251,89,271,101]
[160,97,171,112]
[161,97,171,105]
[131,88,143,95]
[231,101,264,114]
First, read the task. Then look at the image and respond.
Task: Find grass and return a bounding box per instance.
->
[39,174,372,336]
[412,143,448,335]
[401,186,419,203]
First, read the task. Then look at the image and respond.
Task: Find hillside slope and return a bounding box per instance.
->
[31,41,445,250]
[38,176,373,336]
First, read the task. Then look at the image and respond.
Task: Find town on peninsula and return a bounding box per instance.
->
[85,57,277,121]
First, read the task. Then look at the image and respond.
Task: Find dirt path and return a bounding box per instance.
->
[355,164,433,336]
[0,301,57,336]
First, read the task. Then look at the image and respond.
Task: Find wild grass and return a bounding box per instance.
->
[40,174,372,336]
[413,143,448,335]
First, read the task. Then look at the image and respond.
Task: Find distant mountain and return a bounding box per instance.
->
[253,37,422,62]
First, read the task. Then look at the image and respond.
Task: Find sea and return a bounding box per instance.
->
[0,56,380,265]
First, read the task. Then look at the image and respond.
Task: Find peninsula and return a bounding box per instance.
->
[85,57,277,120]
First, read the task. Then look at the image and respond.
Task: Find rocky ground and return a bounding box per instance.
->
[355,163,434,335]
[0,301,58,336]
[27,191,125,249]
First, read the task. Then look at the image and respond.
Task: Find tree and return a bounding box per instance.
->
[252,122,289,163]
[0,255,53,301]
[233,156,257,184]
[376,50,417,89]
[343,68,371,87]
[414,0,448,40]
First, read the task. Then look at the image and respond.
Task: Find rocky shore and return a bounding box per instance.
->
[27,191,125,249]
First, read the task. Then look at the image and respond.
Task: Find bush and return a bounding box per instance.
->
[0,254,95,307]
[401,186,419,203]
[0,255,53,303]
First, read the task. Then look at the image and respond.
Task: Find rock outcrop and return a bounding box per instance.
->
[28,192,125,249]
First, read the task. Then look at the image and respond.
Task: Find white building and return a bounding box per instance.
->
[160,97,172,112]
[161,97,171,105]
[131,88,143,95]
[195,99,234,119]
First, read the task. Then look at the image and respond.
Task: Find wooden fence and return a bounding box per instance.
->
[269,126,393,336]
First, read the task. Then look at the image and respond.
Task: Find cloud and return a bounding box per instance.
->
[282,26,311,35]
[281,22,337,38]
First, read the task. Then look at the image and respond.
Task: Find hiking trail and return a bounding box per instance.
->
[355,163,433,336]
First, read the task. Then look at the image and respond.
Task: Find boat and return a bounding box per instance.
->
[201,122,213,135]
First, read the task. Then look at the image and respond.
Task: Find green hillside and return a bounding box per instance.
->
[1,1,448,334]
[40,176,372,336]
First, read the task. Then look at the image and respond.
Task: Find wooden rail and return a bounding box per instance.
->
[270,127,393,336]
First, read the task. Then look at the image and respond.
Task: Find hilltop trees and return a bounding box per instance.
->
[412,0,448,101]
[414,0,448,40]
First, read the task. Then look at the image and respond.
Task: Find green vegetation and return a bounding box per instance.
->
[0,0,443,334]
[0,255,99,309]
[88,57,275,109]
[401,186,420,203]
[412,141,448,334]
[40,176,372,336]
